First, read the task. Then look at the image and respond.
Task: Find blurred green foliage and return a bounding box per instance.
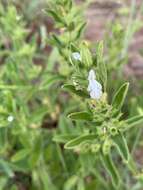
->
[0,0,143,190]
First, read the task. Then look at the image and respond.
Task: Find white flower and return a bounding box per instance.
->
[87,69,103,100]
[72,52,81,61]
[7,115,14,122]
[16,15,21,21]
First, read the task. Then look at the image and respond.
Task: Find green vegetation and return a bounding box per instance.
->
[0,0,143,189]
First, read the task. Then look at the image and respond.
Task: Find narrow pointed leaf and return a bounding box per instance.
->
[80,43,92,68]
[75,22,86,40]
[120,115,143,132]
[64,134,98,149]
[45,9,65,25]
[11,149,30,162]
[100,154,120,187]
[112,132,129,162]
[64,175,78,190]
[96,41,107,90]
[41,74,65,89]
[62,84,89,98]
[125,115,143,128]
[112,82,129,110]
[0,159,14,178]
[53,134,78,143]
[68,111,92,121]
[51,34,64,48]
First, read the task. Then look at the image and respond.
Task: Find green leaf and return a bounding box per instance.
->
[96,41,107,90]
[65,0,73,9]
[64,134,98,149]
[10,161,30,173]
[51,34,64,48]
[125,115,143,129]
[80,43,92,68]
[41,74,65,89]
[112,132,129,162]
[30,106,48,123]
[100,154,120,187]
[38,166,57,190]
[11,149,30,162]
[45,9,65,25]
[53,134,78,143]
[97,41,103,63]
[0,177,8,190]
[0,159,14,178]
[120,115,143,132]
[62,84,89,98]
[102,138,113,155]
[70,43,79,52]
[28,136,42,168]
[68,111,92,121]
[77,179,85,190]
[75,22,86,40]
[64,175,78,190]
[112,82,129,110]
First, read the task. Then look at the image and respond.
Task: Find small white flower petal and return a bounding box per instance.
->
[87,69,103,100]
[72,52,81,61]
[88,80,102,92]
[16,15,21,21]
[7,115,14,122]
[88,69,96,81]
[90,89,102,100]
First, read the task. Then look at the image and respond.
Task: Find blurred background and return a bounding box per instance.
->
[2,0,143,78]
[0,0,143,189]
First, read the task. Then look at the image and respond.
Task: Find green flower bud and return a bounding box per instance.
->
[102,138,113,155]
[91,143,101,153]
[109,126,118,136]
[80,142,90,154]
